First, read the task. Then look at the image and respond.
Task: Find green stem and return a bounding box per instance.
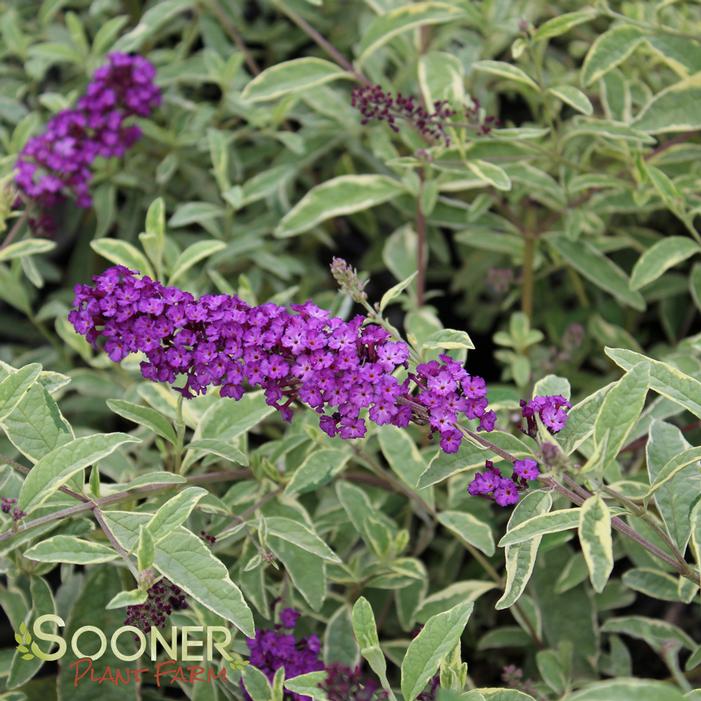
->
[173,394,186,474]
[459,426,700,584]
[416,170,427,307]
[93,505,139,578]
[521,234,536,320]
[662,644,692,692]
[0,469,250,544]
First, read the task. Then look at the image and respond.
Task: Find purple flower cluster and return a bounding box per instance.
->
[412,355,496,452]
[467,458,540,507]
[69,266,495,453]
[15,53,160,211]
[124,579,188,632]
[322,663,388,701]
[244,609,323,701]
[520,394,570,437]
[351,84,455,145]
[0,497,25,521]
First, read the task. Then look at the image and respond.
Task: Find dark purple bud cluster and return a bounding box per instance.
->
[69,266,495,453]
[468,458,540,507]
[520,394,571,437]
[124,579,188,632]
[351,84,455,145]
[15,53,160,213]
[0,497,25,521]
[321,663,388,701]
[465,97,502,135]
[502,664,539,697]
[244,608,323,701]
[199,530,216,545]
[329,257,368,303]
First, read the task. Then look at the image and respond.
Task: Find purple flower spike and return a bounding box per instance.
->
[69,266,495,454]
[244,616,324,701]
[15,53,160,223]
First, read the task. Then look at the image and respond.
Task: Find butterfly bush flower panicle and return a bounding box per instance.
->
[15,53,160,223]
[520,394,571,438]
[244,608,323,701]
[69,266,495,454]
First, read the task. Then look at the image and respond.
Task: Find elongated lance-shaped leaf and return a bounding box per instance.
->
[497,490,553,609]
[498,508,581,547]
[146,486,207,542]
[24,536,118,565]
[103,510,254,636]
[242,57,350,102]
[645,447,701,498]
[275,175,405,238]
[18,433,140,513]
[352,597,396,701]
[605,347,701,419]
[0,363,41,422]
[593,362,649,469]
[401,601,473,701]
[578,495,613,592]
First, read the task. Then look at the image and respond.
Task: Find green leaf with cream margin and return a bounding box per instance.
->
[581,25,646,86]
[630,237,699,290]
[103,510,254,636]
[578,495,613,593]
[548,85,593,115]
[691,500,701,595]
[550,238,645,310]
[568,679,687,701]
[437,511,495,556]
[0,363,41,422]
[466,160,511,191]
[91,238,154,277]
[0,239,55,264]
[18,433,141,513]
[352,597,394,697]
[275,175,405,238]
[532,9,597,42]
[498,508,581,547]
[242,58,351,102]
[472,60,539,91]
[644,447,701,498]
[24,535,119,565]
[592,362,649,470]
[605,347,701,419]
[356,2,466,64]
[146,486,208,542]
[497,490,552,609]
[401,601,474,701]
[634,74,701,134]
